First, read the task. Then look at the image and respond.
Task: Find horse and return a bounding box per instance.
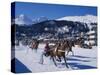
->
[74,37,84,48]
[29,40,39,52]
[40,41,72,68]
[65,40,74,56]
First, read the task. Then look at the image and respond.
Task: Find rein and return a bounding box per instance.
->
[58,50,65,52]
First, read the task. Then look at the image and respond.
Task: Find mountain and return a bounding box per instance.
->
[14,20,90,40]
[37,16,48,23]
[57,15,97,23]
[57,15,97,29]
[15,14,48,25]
[12,14,97,40]
[32,16,48,24]
[15,14,33,25]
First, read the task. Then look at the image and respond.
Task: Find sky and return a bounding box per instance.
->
[12,2,97,20]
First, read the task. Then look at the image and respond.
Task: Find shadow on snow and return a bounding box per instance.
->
[11,58,31,73]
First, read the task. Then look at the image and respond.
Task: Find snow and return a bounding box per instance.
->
[87,31,95,34]
[37,16,48,22]
[89,40,95,44]
[89,35,96,38]
[84,41,89,45]
[32,16,48,24]
[56,15,97,30]
[13,43,97,73]
[58,26,69,33]
[57,15,97,23]
[15,14,33,25]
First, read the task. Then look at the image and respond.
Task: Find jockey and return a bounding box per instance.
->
[44,43,50,52]
[39,43,50,64]
[43,43,51,56]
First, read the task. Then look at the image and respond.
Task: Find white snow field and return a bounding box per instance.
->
[14,43,97,72]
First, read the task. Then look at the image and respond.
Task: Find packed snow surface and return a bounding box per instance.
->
[14,43,97,72]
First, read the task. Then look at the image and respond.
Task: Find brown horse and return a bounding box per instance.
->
[40,41,71,68]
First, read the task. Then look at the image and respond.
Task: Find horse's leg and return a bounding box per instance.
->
[34,48,37,52]
[70,47,74,56]
[58,56,61,62]
[51,56,57,66]
[39,52,44,64]
[66,50,69,56]
[35,45,38,52]
[63,55,68,68]
[56,56,61,62]
[71,51,74,56]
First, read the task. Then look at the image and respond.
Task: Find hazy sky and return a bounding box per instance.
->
[12,2,97,20]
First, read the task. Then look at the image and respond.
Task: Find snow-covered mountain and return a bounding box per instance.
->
[37,16,48,22]
[15,14,33,25]
[57,15,97,30]
[32,16,48,24]
[57,15,97,23]
[13,14,97,43]
[15,14,48,25]
[14,14,97,26]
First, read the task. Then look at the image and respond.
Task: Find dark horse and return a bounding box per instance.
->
[40,40,72,68]
[65,40,74,56]
[74,37,84,48]
[30,40,39,52]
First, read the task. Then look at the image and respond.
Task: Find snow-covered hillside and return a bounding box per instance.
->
[57,15,97,23]
[13,43,97,73]
[12,14,97,46]
[14,14,97,27]
[32,16,48,24]
[37,16,48,23]
[15,14,48,25]
[15,14,33,25]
